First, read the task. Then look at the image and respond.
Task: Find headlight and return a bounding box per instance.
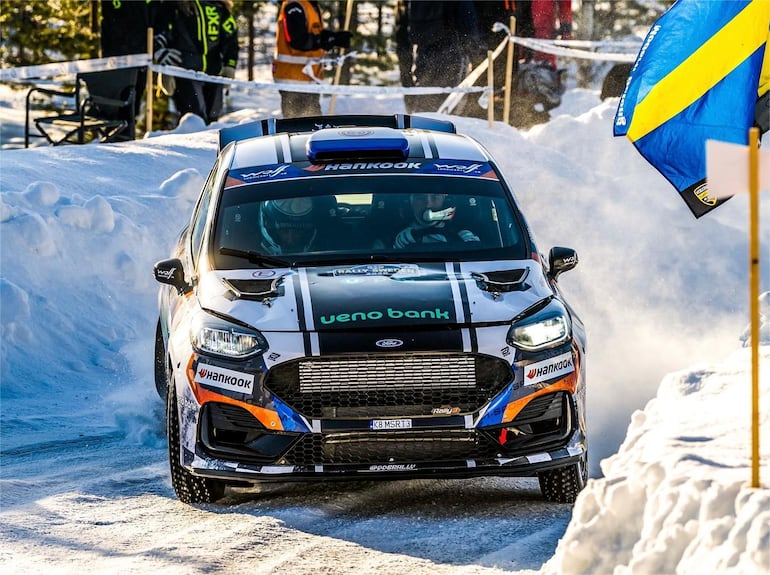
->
[507,300,571,351]
[191,313,268,359]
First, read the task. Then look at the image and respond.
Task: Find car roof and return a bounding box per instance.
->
[220,115,492,171]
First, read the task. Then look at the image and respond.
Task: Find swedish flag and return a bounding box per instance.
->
[614,0,770,218]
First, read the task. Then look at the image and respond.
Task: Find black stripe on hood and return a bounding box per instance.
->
[305,263,459,330]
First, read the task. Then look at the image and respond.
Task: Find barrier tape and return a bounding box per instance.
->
[0,54,150,82]
[511,35,637,63]
[1,30,639,89]
[153,63,488,95]
[552,38,643,50]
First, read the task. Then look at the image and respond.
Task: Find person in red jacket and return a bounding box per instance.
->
[529,0,572,69]
[272,1,352,118]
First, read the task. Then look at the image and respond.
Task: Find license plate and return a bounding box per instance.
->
[371,419,413,430]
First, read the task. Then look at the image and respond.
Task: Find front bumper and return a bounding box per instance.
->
[181,388,586,483]
[176,344,586,483]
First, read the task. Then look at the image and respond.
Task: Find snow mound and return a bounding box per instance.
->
[545,345,770,575]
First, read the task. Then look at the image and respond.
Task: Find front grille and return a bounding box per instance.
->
[285,430,504,465]
[298,355,476,391]
[264,353,512,418]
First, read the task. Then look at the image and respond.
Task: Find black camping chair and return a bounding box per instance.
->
[25,67,139,148]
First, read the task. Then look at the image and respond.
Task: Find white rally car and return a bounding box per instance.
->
[153,114,587,505]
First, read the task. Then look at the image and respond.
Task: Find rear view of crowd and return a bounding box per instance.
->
[101,0,238,127]
[98,0,573,134]
[395,0,573,127]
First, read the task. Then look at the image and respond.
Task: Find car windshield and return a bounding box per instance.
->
[212,174,529,268]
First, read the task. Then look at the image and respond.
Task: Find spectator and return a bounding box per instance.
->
[462,1,517,119]
[527,0,573,69]
[99,0,160,137]
[394,0,415,113]
[507,0,572,128]
[396,1,481,113]
[154,0,238,125]
[272,1,352,118]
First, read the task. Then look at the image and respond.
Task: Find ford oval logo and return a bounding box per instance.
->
[376,339,403,348]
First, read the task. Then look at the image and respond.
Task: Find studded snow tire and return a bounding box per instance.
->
[167,382,226,504]
[537,455,587,504]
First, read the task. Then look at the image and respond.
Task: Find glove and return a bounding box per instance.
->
[319,29,352,50]
[153,33,168,51]
[154,47,182,67]
[458,229,480,242]
[394,227,417,249]
[559,22,572,40]
[220,66,236,79]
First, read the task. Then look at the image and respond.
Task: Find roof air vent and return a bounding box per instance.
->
[306,127,409,162]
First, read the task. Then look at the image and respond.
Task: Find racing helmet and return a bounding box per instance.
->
[259,197,317,254]
[410,193,455,227]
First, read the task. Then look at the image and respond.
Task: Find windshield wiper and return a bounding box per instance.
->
[219,247,290,268]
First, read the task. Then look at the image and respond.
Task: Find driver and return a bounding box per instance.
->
[393,193,480,248]
[259,197,318,254]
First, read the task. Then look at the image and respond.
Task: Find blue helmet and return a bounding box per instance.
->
[259,198,317,254]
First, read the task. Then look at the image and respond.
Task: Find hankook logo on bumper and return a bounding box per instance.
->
[194,364,255,394]
[524,352,574,386]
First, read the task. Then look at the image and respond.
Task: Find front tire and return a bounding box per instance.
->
[538,454,587,504]
[166,382,226,504]
[154,319,168,399]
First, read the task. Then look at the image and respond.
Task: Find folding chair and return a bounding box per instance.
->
[25,67,140,147]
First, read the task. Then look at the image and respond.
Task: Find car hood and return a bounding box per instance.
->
[197,260,554,332]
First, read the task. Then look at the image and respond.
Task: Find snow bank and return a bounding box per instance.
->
[545,344,770,575]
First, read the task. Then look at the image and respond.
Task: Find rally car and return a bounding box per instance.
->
[153,114,587,505]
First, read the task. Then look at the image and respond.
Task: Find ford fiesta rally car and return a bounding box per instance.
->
[153,114,587,505]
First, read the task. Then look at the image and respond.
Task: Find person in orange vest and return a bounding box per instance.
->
[273,1,352,117]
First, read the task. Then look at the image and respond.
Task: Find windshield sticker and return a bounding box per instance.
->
[226,161,497,187]
[433,162,485,174]
[324,264,420,277]
[225,164,302,187]
[313,161,423,171]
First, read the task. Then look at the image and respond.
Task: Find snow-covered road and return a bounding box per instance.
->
[1,427,567,574]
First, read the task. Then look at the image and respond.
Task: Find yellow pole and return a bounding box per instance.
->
[503,16,516,125]
[328,0,354,115]
[146,27,154,134]
[487,50,494,127]
[749,126,760,488]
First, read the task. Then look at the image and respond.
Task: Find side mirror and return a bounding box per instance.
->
[548,246,578,280]
[153,258,191,294]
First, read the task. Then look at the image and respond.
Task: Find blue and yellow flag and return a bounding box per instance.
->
[614,0,770,218]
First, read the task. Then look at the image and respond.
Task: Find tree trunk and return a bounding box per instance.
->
[247,4,256,81]
[577,0,596,88]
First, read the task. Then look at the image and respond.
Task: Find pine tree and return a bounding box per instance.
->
[1,0,98,67]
